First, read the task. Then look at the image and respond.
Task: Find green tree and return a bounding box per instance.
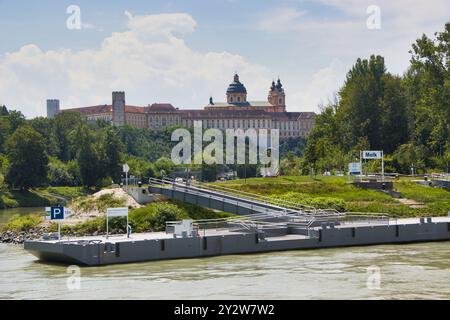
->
[338,55,386,150]
[74,124,102,187]
[406,23,449,164]
[54,112,82,161]
[155,157,176,177]
[29,116,59,157]
[5,126,49,190]
[47,157,81,186]
[125,156,156,181]
[6,110,26,134]
[103,127,124,183]
[380,75,409,153]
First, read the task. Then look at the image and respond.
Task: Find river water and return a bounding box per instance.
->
[0,209,449,299]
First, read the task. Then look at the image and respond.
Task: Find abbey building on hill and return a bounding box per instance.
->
[47,74,316,139]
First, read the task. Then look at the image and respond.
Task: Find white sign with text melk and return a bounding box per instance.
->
[362,151,382,159]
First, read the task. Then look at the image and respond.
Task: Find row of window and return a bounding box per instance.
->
[175,119,312,130]
[87,115,113,121]
[105,112,313,133]
[182,119,270,129]
[149,118,181,126]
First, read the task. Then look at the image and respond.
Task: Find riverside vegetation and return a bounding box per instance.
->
[214,176,450,217]
[2,175,449,244]
[0,190,234,244]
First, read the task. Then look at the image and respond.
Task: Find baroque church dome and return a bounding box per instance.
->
[226,73,247,94]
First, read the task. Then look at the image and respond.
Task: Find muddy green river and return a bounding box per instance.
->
[1,208,449,299]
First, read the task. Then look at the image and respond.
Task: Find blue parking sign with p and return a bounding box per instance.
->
[50,206,65,220]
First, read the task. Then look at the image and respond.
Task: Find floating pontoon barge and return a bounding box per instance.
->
[24,179,450,266]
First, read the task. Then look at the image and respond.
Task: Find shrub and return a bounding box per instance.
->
[53,217,106,235]
[272,192,346,211]
[47,158,82,187]
[130,202,187,232]
[2,214,42,232]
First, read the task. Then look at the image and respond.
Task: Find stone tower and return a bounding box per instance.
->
[112,91,125,126]
[268,78,286,112]
[47,99,60,118]
[226,74,247,104]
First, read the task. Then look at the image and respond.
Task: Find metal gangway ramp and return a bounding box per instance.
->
[148,178,343,224]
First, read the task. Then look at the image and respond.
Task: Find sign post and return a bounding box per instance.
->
[361,150,384,181]
[106,207,129,239]
[46,206,70,241]
[123,163,130,189]
[360,151,363,181]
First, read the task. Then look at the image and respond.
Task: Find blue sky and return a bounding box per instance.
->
[0,0,448,117]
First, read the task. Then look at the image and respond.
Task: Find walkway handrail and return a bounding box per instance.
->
[151,177,309,216]
[151,177,342,218]
[150,177,392,219]
[195,181,317,211]
[192,180,343,217]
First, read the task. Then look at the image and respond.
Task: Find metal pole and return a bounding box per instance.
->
[381,151,384,182]
[58,221,61,241]
[127,215,129,238]
[360,151,363,182]
[106,214,109,240]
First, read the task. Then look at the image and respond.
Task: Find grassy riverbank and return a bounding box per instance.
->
[212,176,450,217]
[0,187,93,209]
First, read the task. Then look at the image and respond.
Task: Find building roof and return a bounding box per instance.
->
[125,105,146,114]
[61,101,316,122]
[206,101,273,108]
[63,104,147,115]
[177,109,315,120]
[63,105,112,115]
[269,112,316,120]
[147,103,177,112]
[226,74,247,94]
[179,109,272,119]
[296,112,316,119]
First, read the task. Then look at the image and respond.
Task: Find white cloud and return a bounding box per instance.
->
[258,7,307,32]
[0,12,271,118]
[287,59,346,112]
[256,0,448,81]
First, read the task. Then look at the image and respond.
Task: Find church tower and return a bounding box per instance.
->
[226,73,247,104]
[112,91,125,126]
[268,78,286,112]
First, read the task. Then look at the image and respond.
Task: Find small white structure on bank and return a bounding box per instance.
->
[174,220,195,238]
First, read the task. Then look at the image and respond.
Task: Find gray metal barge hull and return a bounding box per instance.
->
[24,217,450,266]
